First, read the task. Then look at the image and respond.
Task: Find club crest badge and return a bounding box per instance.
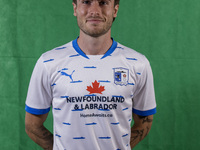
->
[113,67,129,86]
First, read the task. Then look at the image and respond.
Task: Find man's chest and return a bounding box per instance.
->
[50,59,137,99]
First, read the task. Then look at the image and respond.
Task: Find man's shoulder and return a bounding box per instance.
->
[116,42,149,63]
[41,41,74,60]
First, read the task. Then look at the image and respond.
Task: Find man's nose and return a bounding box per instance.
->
[88,2,101,16]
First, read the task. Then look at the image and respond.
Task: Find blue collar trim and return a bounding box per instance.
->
[72,37,117,59]
[72,38,89,59]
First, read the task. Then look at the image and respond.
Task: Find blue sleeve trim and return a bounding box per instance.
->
[132,107,156,116]
[25,105,50,115]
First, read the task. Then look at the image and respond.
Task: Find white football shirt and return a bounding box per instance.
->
[25,38,156,150]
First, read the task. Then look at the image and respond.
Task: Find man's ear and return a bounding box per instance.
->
[113,4,119,18]
[72,2,77,16]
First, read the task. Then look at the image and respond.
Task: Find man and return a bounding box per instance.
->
[25,0,156,150]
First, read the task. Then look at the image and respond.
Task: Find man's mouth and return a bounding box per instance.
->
[86,17,104,23]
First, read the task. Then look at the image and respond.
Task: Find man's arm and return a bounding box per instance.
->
[130,113,153,149]
[25,112,53,150]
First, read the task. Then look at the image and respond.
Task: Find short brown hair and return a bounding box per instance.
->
[73,0,120,6]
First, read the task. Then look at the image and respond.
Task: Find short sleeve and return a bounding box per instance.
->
[25,55,52,115]
[132,58,156,116]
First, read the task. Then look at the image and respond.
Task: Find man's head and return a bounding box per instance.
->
[72,0,120,37]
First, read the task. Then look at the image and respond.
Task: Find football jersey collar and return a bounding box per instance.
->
[72,37,117,60]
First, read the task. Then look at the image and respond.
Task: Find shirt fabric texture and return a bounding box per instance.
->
[25,38,156,150]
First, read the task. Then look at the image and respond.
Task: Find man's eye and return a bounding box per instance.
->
[99,1,108,5]
[82,0,91,4]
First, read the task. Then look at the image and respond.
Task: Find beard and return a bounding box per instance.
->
[77,17,113,37]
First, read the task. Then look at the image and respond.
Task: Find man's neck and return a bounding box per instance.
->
[77,31,113,55]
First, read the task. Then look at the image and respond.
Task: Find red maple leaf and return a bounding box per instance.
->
[86,80,105,94]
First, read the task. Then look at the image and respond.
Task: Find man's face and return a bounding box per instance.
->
[73,0,119,37]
